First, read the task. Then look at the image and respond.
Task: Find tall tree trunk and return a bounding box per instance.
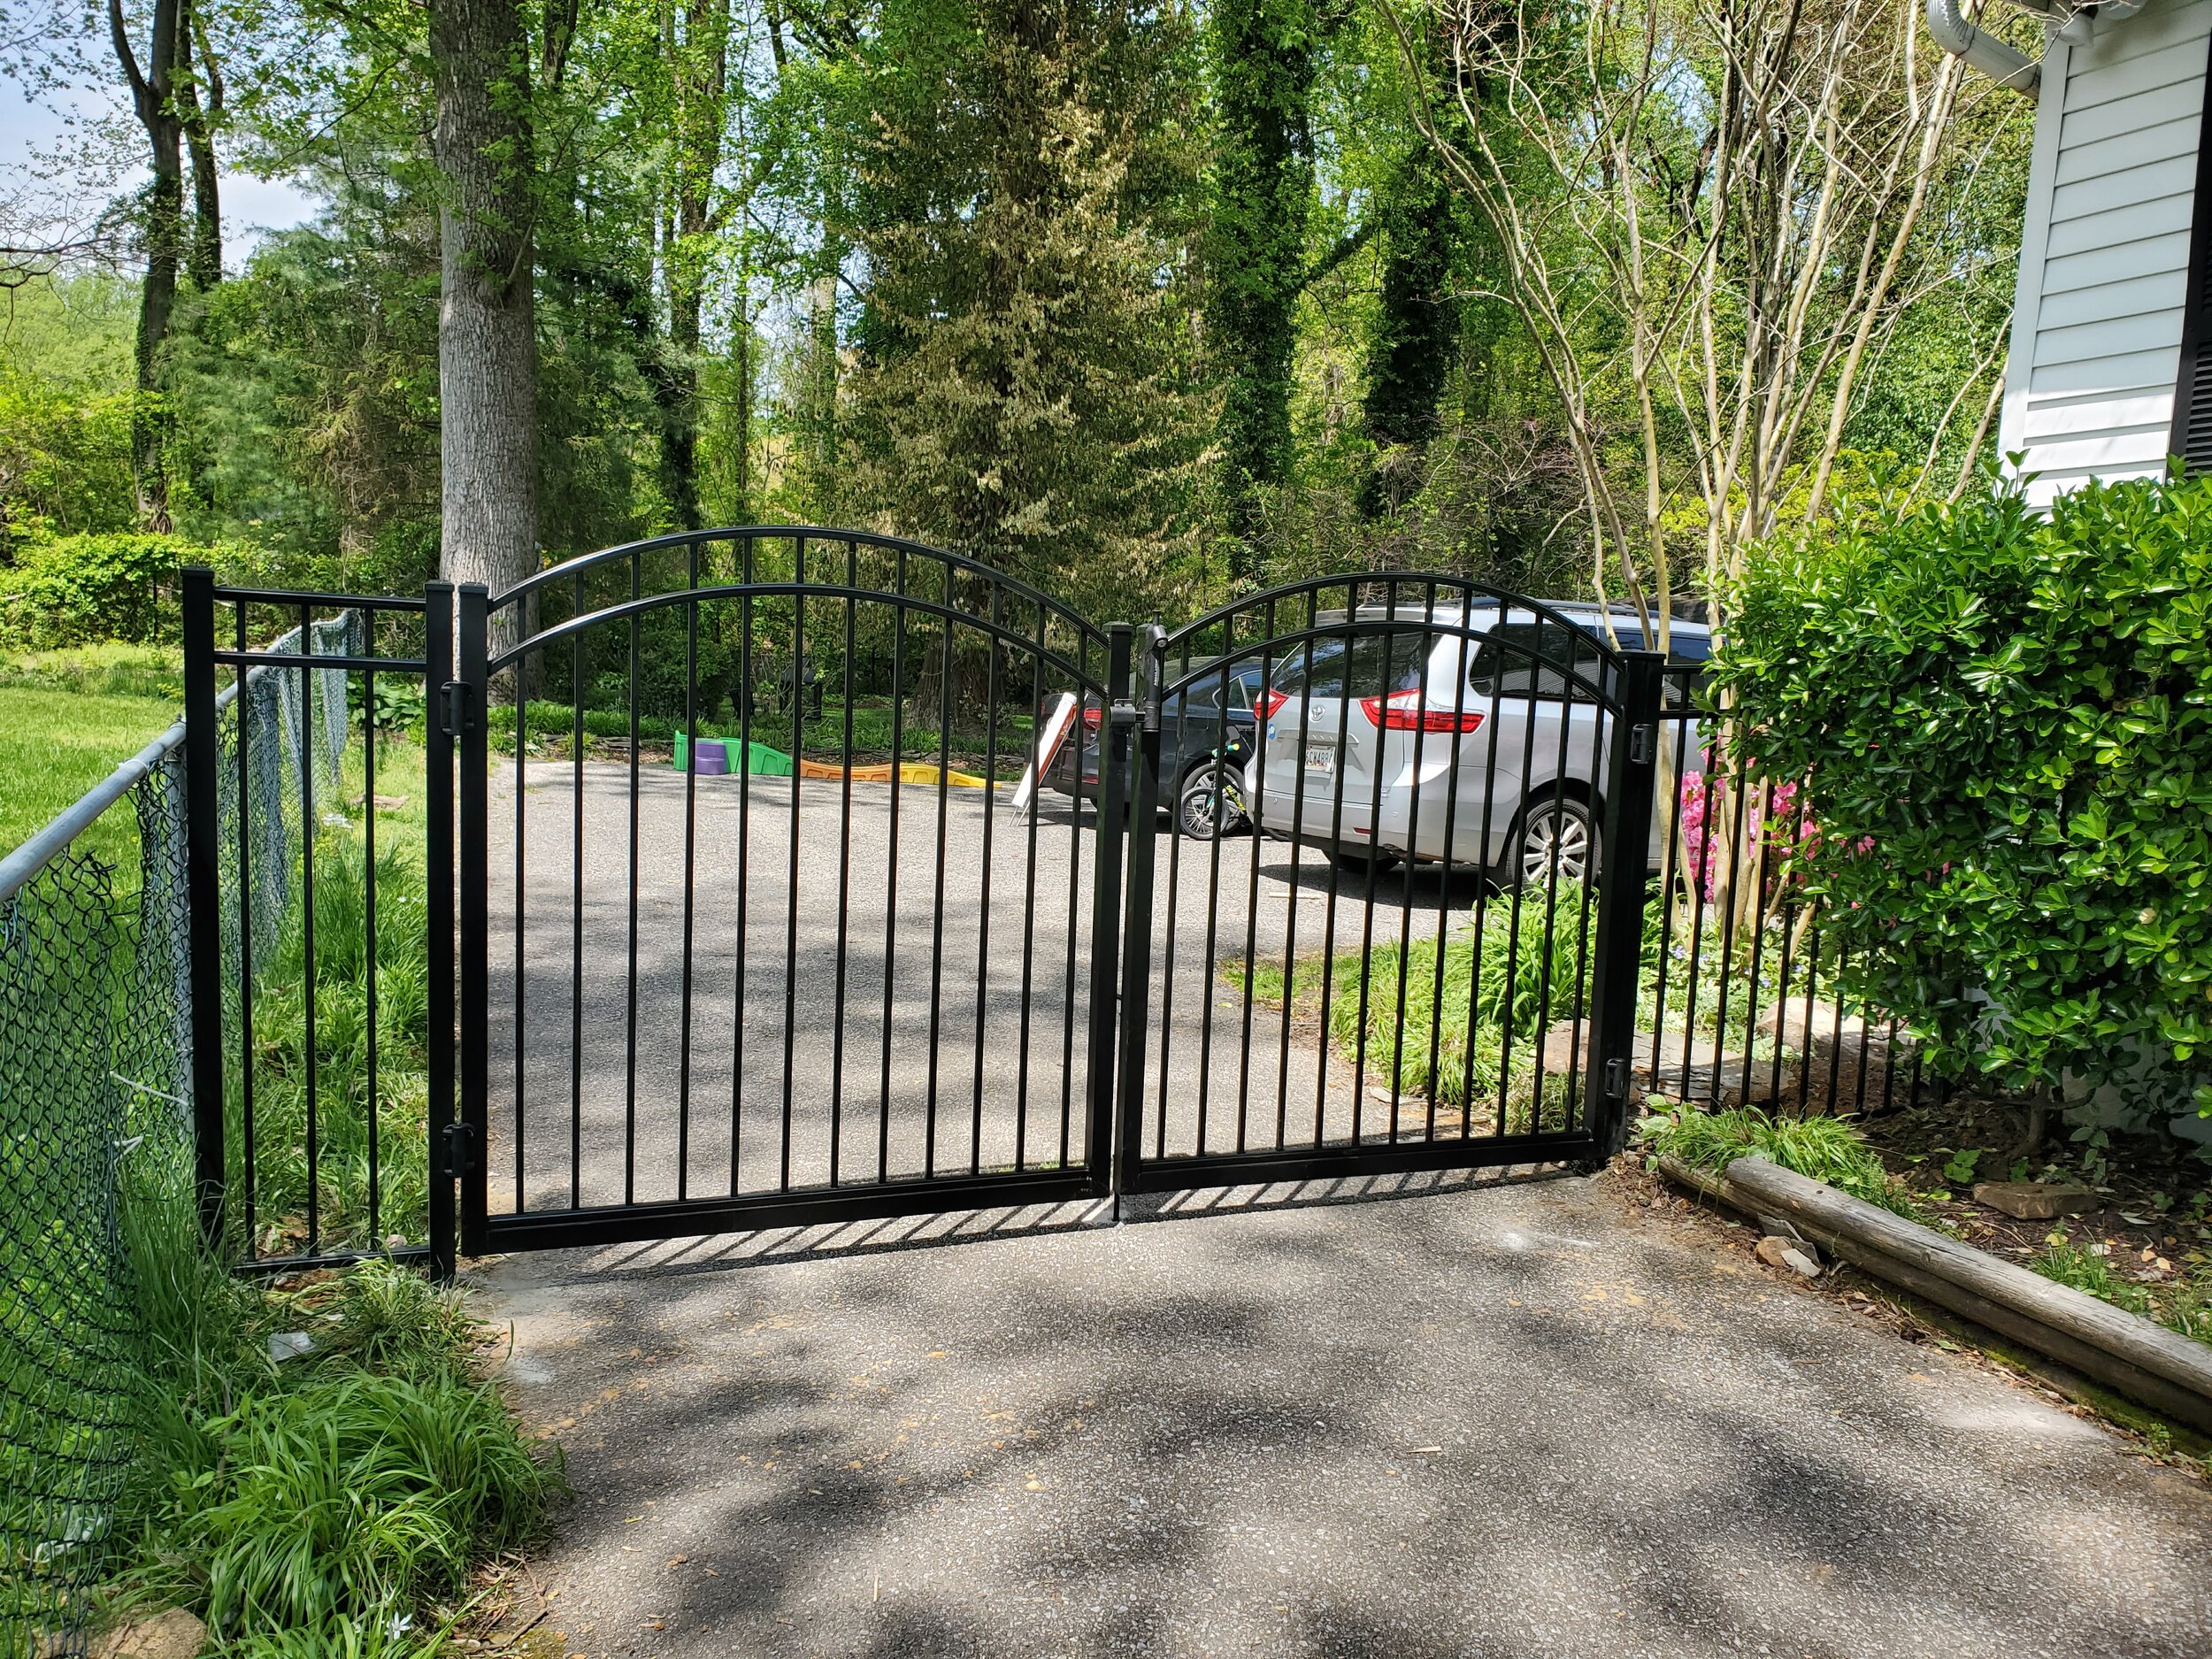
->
[111,0,183,531]
[1360,145,1456,520]
[1204,0,1315,582]
[178,0,223,291]
[430,0,540,633]
[660,0,728,532]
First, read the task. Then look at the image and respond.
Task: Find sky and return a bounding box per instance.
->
[4,76,322,265]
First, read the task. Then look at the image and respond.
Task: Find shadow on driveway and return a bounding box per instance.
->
[471,1174,2212,1659]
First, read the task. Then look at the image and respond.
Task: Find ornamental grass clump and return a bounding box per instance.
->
[1639,1102,1916,1215]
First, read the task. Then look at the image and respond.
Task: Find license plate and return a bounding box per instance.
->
[1304,742,1335,774]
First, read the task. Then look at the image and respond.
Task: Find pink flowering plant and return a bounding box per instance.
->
[1708,471,2212,1119]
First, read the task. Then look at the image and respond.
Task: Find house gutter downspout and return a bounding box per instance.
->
[1925,0,2042,96]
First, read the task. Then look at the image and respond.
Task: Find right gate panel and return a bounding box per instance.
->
[1117,575,1662,1192]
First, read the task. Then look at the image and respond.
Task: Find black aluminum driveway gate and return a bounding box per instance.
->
[180,533,1663,1276]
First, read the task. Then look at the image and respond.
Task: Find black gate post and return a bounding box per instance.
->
[423,581,457,1279]
[1586,648,1666,1156]
[1083,624,1134,1198]
[1113,626,1164,1201]
[180,566,227,1250]
[455,585,491,1255]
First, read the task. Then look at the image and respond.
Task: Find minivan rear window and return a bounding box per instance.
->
[1468,621,1609,700]
[1268,631,1430,700]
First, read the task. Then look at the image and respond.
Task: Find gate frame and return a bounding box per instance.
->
[453,532,1135,1255]
[177,541,1665,1279]
[1112,577,1665,1195]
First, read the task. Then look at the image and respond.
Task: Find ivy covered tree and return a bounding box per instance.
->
[1204,0,1317,580]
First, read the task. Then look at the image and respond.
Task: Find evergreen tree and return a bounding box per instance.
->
[847,0,1207,618]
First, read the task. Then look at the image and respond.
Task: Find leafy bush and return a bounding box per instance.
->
[1712,472,2212,1120]
[0,533,211,649]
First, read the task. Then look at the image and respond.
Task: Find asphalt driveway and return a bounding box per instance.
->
[482,760,1509,1217]
[470,1172,2212,1659]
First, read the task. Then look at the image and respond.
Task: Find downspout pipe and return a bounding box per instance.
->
[1926,0,2043,96]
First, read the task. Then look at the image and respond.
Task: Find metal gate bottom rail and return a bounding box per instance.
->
[478,1170,1102,1252]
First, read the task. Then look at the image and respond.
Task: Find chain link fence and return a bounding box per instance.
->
[0,615,356,1658]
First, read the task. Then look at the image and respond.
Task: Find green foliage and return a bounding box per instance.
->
[1207,0,1320,561]
[111,1153,560,1648]
[1242,881,1590,1117]
[0,534,214,649]
[0,275,140,551]
[235,809,434,1255]
[844,0,1210,620]
[1713,472,2212,1119]
[1639,1104,1917,1215]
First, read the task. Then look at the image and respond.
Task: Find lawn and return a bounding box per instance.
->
[0,682,180,875]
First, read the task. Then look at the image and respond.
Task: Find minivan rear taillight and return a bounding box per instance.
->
[1358,687,1486,733]
[1081,702,1102,734]
[1257,688,1288,720]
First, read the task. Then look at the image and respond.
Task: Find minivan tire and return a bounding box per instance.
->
[1513,796,1597,887]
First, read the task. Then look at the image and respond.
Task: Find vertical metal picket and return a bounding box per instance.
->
[1585,649,1666,1156]
[456,584,491,1255]
[1083,623,1135,1196]
[181,567,227,1248]
[1114,627,1164,1199]
[424,582,457,1279]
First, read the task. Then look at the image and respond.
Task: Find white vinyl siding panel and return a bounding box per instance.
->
[2001,0,2212,503]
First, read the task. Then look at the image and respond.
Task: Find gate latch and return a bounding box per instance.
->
[439,680,475,737]
[1108,699,1140,731]
[442,1119,480,1179]
[1604,1057,1631,1099]
[1628,723,1654,764]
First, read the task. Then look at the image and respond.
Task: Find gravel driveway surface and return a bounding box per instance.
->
[472,1173,2212,1659]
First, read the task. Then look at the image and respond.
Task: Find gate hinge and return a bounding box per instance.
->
[442,1119,480,1178]
[1604,1057,1631,1099]
[1141,693,1162,735]
[438,680,475,737]
[1628,723,1653,765]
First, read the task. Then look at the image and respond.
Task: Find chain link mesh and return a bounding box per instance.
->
[0,613,358,1657]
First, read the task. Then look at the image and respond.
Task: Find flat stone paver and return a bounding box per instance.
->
[472,1174,2212,1659]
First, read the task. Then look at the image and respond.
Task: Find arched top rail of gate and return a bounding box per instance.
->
[488,526,1112,675]
[487,580,1111,695]
[1152,572,1644,714]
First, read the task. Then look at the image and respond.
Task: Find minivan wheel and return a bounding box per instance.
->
[1514,797,1596,887]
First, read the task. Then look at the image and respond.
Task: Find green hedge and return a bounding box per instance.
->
[0,533,219,649]
[1712,471,2212,1121]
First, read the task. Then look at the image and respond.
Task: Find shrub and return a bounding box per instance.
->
[0,533,211,649]
[1711,472,2212,1121]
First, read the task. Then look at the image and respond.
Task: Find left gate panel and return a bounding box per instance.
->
[181,572,453,1274]
[463,530,1121,1252]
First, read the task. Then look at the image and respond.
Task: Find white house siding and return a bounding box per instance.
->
[2000,0,2212,503]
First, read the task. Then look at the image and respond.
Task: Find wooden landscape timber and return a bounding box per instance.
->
[1655,1154,2212,1435]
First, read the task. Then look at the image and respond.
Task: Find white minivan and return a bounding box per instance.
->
[1248,602,1709,884]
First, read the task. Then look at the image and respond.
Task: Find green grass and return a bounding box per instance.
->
[1637,1102,1920,1215]
[102,1147,562,1651]
[226,736,434,1256]
[1235,881,1590,1125]
[0,683,179,873]
[2033,1234,2212,1348]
